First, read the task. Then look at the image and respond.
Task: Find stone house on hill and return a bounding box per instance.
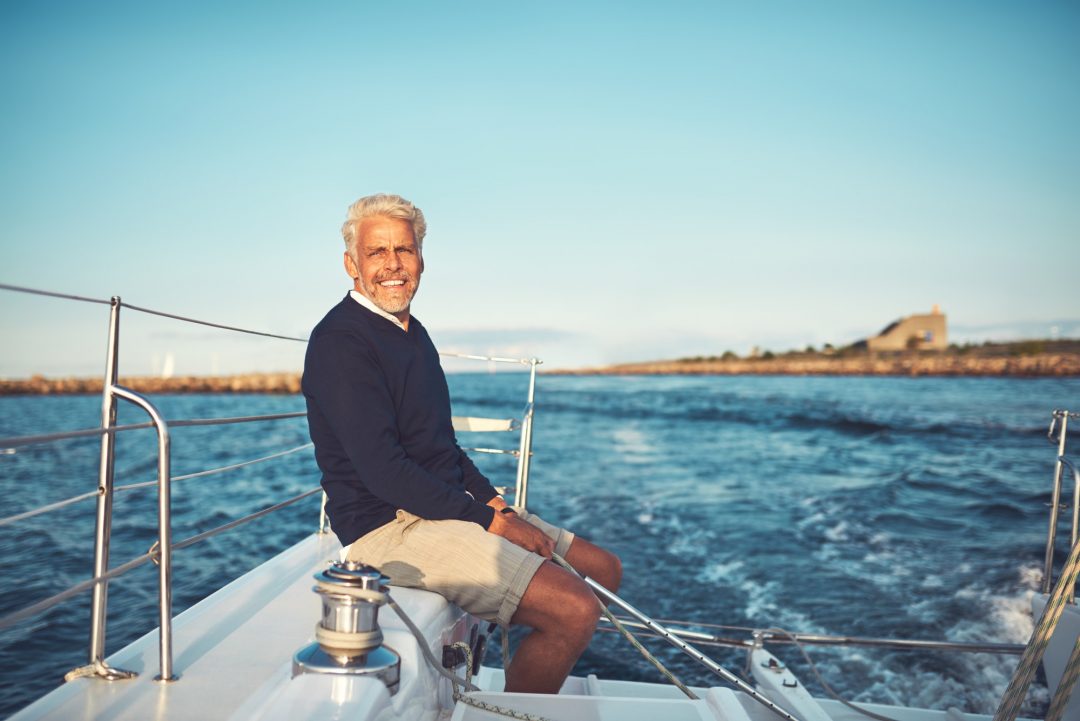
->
[867,306,948,352]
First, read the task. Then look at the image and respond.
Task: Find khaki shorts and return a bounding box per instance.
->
[344,508,574,627]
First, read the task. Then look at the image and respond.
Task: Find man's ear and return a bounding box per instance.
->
[343,252,359,280]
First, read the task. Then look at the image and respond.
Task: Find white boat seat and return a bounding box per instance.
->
[451,416,515,432]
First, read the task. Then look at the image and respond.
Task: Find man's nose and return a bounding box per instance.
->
[386,251,402,270]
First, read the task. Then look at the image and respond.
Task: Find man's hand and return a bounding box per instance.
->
[488,508,555,558]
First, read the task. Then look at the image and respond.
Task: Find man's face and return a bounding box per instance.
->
[344,215,424,320]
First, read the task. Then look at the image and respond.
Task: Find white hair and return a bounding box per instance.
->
[342,193,427,260]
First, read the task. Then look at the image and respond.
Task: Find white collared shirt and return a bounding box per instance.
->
[350,290,408,332]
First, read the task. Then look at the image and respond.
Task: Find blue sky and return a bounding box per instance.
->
[1,1,1078,377]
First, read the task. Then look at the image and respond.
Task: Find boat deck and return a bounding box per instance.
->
[10,532,1023,721]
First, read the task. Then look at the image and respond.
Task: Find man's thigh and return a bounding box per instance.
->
[345,510,560,626]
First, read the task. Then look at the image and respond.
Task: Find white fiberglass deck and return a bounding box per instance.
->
[9,532,1030,721]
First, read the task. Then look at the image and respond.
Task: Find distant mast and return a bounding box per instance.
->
[162,352,175,379]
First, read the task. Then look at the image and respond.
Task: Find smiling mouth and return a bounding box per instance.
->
[378,279,406,288]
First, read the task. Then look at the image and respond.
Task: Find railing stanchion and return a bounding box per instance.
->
[112,386,177,681]
[514,358,540,509]
[1044,413,1070,593]
[81,296,137,681]
[318,492,329,534]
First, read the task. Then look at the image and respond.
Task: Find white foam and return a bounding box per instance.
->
[696,559,745,584]
[611,426,655,456]
[824,521,849,542]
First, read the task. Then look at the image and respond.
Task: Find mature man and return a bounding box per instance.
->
[302,193,621,694]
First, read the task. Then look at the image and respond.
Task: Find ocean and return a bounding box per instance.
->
[1,374,1077,718]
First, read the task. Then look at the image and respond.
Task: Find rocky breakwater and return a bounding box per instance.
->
[0,372,303,395]
[558,352,1080,377]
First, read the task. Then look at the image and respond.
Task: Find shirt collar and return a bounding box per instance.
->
[350,290,408,332]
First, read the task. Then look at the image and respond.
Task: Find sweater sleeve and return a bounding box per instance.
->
[306,332,496,529]
[458,447,500,505]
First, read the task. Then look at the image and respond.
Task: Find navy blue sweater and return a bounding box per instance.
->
[302,295,498,547]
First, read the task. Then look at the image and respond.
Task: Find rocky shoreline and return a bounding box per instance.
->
[1,352,1077,395]
[0,373,303,395]
[555,352,1080,377]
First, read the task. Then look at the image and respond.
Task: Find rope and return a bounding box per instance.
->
[449,640,554,721]
[314,623,383,652]
[383,594,479,692]
[314,582,387,603]
[550,552,698,699]
[994,534,1080,721]
[1046,635,1080,721]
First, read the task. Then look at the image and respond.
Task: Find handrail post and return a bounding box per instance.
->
[513,359,540,509]
[112,385,177,682]
[1044,412,1070,593]
[78,296,137,681]
[318,492,329,534]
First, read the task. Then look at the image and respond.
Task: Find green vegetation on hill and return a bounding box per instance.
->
[673,339,1080,363]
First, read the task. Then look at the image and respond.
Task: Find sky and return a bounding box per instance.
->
[1,1,1078,378]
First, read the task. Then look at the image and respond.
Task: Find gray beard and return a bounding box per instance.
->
[359,277,416,315]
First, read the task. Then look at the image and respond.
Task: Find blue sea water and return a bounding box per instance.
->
[1,374,1078,718]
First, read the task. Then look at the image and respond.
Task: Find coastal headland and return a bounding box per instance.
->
[556,340,1080,378]
[1,342,1077,394]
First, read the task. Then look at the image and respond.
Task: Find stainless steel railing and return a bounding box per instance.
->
[0,283,542,684]
[441,352,542,509]
[0,286,320,684]
[1042,409,1080,595]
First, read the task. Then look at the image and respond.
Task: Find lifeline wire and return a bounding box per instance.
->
[0,283,111,305]
[120,301,308,342]
[0,444,314,528]
[0,281,308,340]
[0,486,321,629]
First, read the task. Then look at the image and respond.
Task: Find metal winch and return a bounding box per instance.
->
[292,560,400,694]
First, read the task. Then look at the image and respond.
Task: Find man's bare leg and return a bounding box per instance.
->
[505,561,600,693]
[562,537,622,593]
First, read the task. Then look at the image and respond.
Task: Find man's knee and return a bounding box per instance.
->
[565,538,622,593]
[604,550,623,593]
[557,578,602,635]
[513,563,601,637]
